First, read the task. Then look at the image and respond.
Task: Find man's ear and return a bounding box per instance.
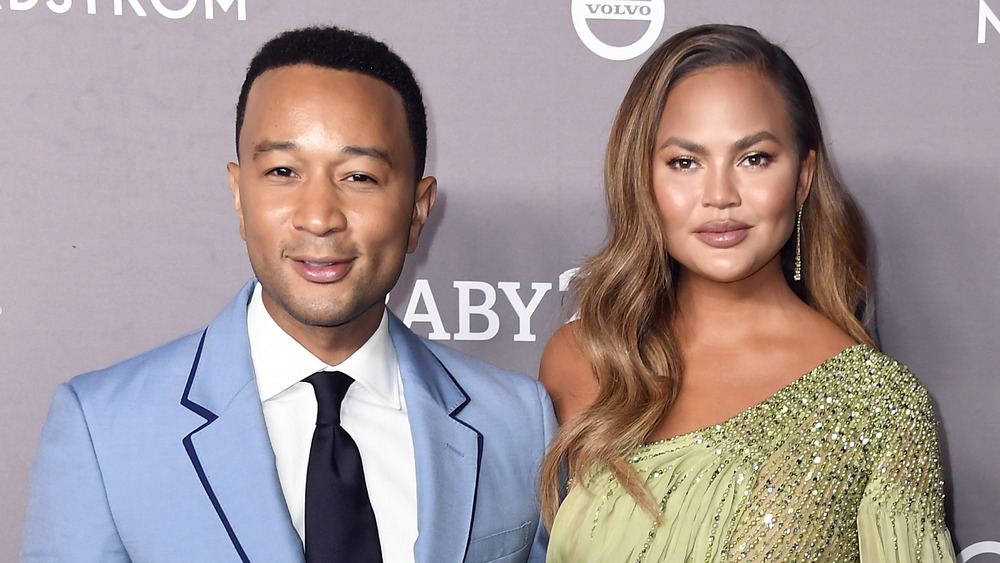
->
[796,149,817,209]
[227,162,247,241]
[407,176,437,253]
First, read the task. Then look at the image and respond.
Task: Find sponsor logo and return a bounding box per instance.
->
[571,0,665,60]
[981,0,1000,42]
[959,541,1000,562]
[396,268,578,342]
[0,0,246,20]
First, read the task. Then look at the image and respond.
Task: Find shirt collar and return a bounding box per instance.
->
[247,282,401,409]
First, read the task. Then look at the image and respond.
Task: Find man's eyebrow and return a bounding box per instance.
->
[251,141,394,168]
[342,145,394,168]
[252,140,298,160]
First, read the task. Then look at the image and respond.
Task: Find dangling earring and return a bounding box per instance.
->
[793,208,803,282]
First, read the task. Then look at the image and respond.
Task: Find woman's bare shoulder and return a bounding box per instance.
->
[539,321,599,423]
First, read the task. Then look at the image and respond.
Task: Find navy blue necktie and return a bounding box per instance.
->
[303,371,382,562]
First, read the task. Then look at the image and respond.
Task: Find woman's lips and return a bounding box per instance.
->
[291,257,354,283]
[694,220,751,248]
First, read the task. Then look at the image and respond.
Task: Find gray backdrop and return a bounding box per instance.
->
[2,1,998,560]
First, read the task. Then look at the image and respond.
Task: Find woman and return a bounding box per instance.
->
[539,24,955,562]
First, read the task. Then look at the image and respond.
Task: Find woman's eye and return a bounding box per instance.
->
[741,153,773,168]
[669,157,697,170]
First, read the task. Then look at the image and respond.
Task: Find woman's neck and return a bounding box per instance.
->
[673,259,807,345]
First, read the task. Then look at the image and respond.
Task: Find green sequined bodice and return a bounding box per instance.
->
[547,345,955,563]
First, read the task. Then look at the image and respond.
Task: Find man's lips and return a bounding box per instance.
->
[290,256,354,283]
[693,220,751,248]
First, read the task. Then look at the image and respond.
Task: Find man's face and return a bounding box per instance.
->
[228,64,435,351]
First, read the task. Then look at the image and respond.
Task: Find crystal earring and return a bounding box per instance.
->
[793,208,803,282]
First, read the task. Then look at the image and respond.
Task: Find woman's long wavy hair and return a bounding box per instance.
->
[540,24,874,527]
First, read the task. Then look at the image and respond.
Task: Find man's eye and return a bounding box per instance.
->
[347,173,376,183]
[266,167,294,177]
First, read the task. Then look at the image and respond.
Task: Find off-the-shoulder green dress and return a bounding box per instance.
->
[547,345,955,562]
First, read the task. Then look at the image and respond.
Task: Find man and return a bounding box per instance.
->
[23,26,555,562]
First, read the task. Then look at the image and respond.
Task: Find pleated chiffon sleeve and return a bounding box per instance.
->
[856,371,954,563]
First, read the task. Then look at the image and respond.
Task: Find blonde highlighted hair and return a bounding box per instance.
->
[540,24,874,526]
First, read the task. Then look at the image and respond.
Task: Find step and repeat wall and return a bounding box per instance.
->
[1,1,998,559]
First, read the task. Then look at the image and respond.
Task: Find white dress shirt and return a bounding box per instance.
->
[247,283,417,563]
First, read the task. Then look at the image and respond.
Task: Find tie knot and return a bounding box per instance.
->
[305,371,354,425]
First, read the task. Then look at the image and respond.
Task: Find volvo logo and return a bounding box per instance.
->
[571,0,665,60]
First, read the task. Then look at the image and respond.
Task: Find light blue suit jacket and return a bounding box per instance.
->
[23,280,556,562]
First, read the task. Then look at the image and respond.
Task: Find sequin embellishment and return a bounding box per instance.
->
[546,345,955,563]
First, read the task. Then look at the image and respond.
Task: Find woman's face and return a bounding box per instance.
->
[651,65,815,285]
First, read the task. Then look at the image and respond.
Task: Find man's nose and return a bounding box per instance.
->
[292,175,348,236]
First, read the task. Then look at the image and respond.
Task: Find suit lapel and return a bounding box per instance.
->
[390,314,482,563]
[180,281,304,563]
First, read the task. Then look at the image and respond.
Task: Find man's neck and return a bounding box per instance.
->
[261,294,385,366]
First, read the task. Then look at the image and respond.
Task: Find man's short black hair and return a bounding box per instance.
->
[235,26,428,179]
